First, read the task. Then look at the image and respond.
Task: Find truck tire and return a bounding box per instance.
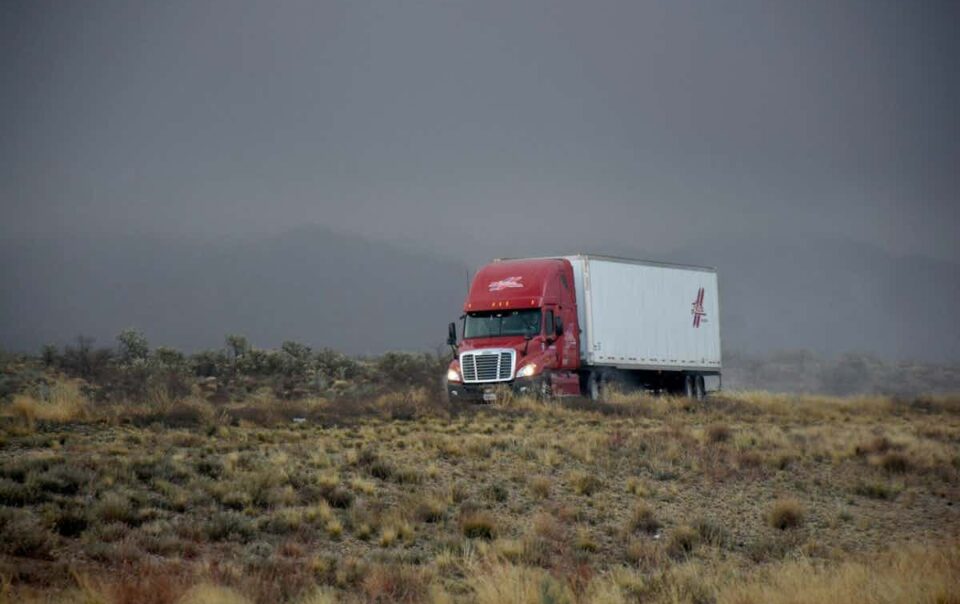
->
[695,375,706,401]
[536,372,553,401]
[683,374,695,399]
[587,371,602,402]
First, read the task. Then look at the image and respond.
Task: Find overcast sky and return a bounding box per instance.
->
[2,0,958,266]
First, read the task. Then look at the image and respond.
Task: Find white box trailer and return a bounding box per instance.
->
[565,255,721,374]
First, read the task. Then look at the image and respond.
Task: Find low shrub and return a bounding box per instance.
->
[694,516,731,548]
[627,502,660,534]
[879,452,911,474]
[0,477,43,506]
[53,506,89,537]
[362,563,432,604]
[706,422,732,443]
[768,498,805,530]
[529,475,551,498]
[414,495,447,523]
[321,486,354,509]
[93,492,138,526]
[666,525,699,559]
[0,509,55,558]
[569,471,602,496]
[34,464,92,495]
[853,480,902,500]
[205,511,256,542]
[461,511,497,540]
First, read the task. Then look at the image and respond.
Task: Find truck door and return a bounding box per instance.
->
[556,267,580,370]
[544,308,560,368]
[555,305,578,370]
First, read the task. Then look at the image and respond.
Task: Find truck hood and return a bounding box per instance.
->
[458,336,545,361]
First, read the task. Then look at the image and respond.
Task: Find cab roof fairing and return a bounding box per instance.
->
[463,258,570,312]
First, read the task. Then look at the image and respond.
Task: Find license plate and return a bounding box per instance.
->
[482,391,497,402]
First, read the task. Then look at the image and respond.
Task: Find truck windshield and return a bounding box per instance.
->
[464,309,542,339]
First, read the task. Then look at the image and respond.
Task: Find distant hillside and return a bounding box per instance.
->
[2,229,958,363]
[0,228,468,354]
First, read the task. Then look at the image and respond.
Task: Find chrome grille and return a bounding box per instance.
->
[460,350,515,383]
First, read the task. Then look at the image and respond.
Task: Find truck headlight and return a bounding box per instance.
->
[516,363,538,378]
[446,368,461,383]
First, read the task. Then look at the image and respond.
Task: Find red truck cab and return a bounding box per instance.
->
[446,258,582,402]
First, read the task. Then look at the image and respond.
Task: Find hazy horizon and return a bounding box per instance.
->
[2,1,958,360]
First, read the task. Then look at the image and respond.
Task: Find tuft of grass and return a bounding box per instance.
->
[7,380,91,427]
[569,471,603,496]
[392,465,423,485]
[204,511,255,542]
[178,584,253,604]
[469,564,574,604]
[878,451,911,474]
[362,564,431,603]
[379,526,399,547]
[367,459,395,481]
[666,525,700,559]
[693,516,731,548]
[853,480,903,500]
[626,501,660,534]
[705,422,732,443]
[35,464,92,496]
[0,478,43,507]
[855,435,894,456]
[0,508,55,558]
[93,492,137,526]
[625,538,665,569]
[718,541,960,604]
[414,495,447,523]
[263,508,304,534]
[349,477,376,495]
[626,476,651,497]
[53,505,89,537]
[483,482,509,503]
[460,510,497,540]
[322,486,354,509]
[529,475,551,499]
[768,498,805,530]
[574,528,599,553]
[325,518,343,539]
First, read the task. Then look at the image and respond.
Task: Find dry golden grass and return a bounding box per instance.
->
[468,563,574,604]
[0,389,958,603]
[6,380,91,427]
[178,584,253,604]
[768,498,805,530]
[718,541,960,604]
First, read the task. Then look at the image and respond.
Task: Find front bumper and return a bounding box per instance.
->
[446,376,547,403]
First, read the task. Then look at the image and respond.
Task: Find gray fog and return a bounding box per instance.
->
[2,1,958,360]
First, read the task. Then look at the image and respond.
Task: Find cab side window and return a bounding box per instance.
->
[544,310,554,336]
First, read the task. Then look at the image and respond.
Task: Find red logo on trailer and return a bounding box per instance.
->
[691,287,706,327]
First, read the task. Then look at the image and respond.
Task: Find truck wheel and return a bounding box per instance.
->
[587,372,602,402]
[536,373,553,401]
[683,374,695,399]
[695,375,706,401]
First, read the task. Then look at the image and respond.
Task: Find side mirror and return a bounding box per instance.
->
[555,317,564,336]
[446,322,457,346]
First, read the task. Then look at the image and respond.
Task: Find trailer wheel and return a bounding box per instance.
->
[683,374,695,399]
[694,375,706,401]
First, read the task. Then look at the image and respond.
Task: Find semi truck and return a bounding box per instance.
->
[445,255,721,402]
